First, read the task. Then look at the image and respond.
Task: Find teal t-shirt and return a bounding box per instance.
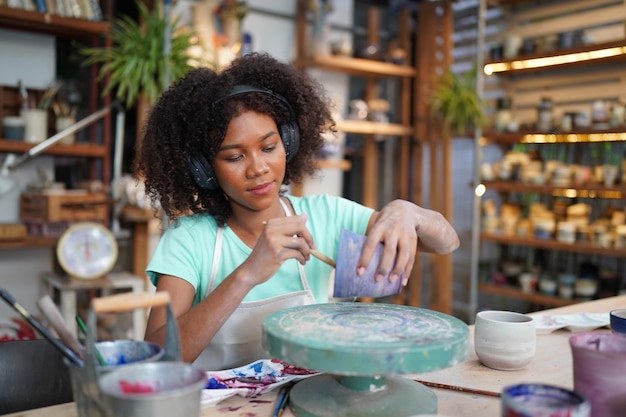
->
[147,194,374,304]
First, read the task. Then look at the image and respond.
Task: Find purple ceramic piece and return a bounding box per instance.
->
[569,332,626,417]
[333,229,402,298]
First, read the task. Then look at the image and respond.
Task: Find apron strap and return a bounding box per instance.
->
[206,226,224,297]
[279,198,312,293]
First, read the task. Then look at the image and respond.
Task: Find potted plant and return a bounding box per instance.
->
[429,67,486,135]
[79,1,205,109]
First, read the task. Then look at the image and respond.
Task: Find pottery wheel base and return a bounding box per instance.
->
[289,374,437,417]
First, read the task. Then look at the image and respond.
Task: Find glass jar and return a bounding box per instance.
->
[495,97,512,132]
[536,97,554,132]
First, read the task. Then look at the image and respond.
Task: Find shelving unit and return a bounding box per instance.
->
[293,0,413,210]
[471,0,626,312]
[292,1,455,312]
[0,4,113,250]
[478,282,577,308]
[0,5,110,38]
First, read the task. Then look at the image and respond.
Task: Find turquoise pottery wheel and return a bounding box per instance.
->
[262,302,469,417]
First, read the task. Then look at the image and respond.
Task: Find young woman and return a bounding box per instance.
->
[137,52,459,370]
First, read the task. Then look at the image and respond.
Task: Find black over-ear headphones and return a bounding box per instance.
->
[187,85,300,191]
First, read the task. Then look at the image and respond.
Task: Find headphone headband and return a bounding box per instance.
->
[212,85,295,119]
[187,84,300,191]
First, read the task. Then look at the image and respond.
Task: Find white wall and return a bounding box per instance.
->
[0,28,56,88]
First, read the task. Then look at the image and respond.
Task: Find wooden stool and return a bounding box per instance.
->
[40,272,146,340]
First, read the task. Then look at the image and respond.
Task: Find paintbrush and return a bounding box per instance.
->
[310,249,336,268]
[37,294,84,359]
[0,288,83,367]
[414,379,500,397]
[272,382,295,417]
[75,315,107,366]
[260,220,336,268]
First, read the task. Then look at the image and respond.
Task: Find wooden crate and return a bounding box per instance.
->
[20,191,109,223]
[0,223,27,241]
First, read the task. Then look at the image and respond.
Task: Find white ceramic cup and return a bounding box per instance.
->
[55,116,76,144]
[22,108,48,143]
[474,310,536,371]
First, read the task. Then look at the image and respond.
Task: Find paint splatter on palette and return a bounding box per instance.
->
[201,359,319,408]
[263,302,469,376]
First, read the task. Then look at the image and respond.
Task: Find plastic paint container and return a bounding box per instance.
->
[501,383,590,417]
[2,116,25,140]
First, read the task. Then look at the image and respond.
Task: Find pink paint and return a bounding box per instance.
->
[569,332,626,417]
[119,380,159,394]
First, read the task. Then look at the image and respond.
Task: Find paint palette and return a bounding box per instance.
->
[262,302,469,417]
[532,313,611,334]
[201,359,319,408]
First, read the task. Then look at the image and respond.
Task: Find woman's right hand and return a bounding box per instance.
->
[238,213,315,287]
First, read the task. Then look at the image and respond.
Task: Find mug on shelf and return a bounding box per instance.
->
[55,116,76,144]
[21,109,48,144]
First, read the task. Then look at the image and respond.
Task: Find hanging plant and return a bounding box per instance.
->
[430,67,486,135]
[79,1,206,108]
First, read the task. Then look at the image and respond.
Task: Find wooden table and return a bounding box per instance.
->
[7,295,625,417]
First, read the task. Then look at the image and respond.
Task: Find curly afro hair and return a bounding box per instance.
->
[135,53,335,225]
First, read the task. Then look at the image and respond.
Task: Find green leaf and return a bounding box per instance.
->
[78,0,208,108]
[430,67,486,134]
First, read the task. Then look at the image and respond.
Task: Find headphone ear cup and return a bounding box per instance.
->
[187,154,219,190]
[280,121,300,162]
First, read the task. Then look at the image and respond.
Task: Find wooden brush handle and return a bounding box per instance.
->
[92,291,170,313]
[37,295,83,357]
[311,249,336,268]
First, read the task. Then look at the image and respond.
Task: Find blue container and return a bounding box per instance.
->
[501,383,590,417]
[610,309,626,335]
[3,116,25,140]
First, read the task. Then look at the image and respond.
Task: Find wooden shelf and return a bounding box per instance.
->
[479,282,578,307]
[482,180,626,199]
[0,6,109,38]
[0,139,107,158]
[294,55,416,78]
[480,232,626,257]
[335,120,414,136]
[483,130,626,144]
[316,159,352,171]
[0,236,56,249]
[484,39,626,75]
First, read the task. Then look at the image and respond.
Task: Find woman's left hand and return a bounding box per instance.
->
[359,200,459,286]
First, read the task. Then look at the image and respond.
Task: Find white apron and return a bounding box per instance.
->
[194,199,316,371]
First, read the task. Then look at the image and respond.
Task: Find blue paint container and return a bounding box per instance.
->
[501,383,590,417]
[96,340,163,368]
[65,340,164,417]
